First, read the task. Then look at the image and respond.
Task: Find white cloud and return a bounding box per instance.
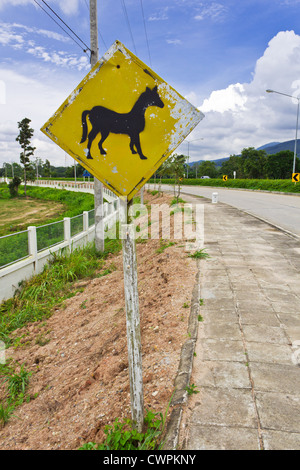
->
[13,23,70,42]
[166,39,182,46]
[0,23,24,47]
[26,45,89,69]
[0,0,80,15]
[194,2,227,22]
[57,0,80,16]
[0,66,81,167]
[148,6,169,21]
[0,21,89,71]
[181,30,300,162]
[200,84,247,113]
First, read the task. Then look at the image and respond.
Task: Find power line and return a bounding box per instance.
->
[120,0,137,55]
[140,0,152,67]
[39,0,91,52]
[33,0,90,56]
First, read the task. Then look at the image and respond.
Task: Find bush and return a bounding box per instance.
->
[8,177,22,197]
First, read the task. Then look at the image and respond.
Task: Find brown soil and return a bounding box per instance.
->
[0,191,198,450]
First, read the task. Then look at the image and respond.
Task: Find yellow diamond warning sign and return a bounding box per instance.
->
[41,40,204,200]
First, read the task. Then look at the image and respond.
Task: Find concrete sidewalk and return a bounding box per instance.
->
[175,195,300,450]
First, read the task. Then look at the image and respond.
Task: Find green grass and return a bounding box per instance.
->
[0,238,122,348]
[0,197,65,237]
[185,383,200,395]
[188,249,210,259]
[156,239,175,254]
[0,361,32,428]
[0,185,99,268]
[0,185,96,236]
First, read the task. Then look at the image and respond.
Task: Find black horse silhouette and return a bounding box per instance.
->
[80,86,164,160]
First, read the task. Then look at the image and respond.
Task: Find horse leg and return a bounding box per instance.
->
[86,127,99,159]
[129,137,137,154]
[98,130,109,155]
[132,133,147,160]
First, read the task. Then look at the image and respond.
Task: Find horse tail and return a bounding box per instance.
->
[80,110,90,143]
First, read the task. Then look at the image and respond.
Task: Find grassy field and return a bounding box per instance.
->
[0,198,66,237]
[0,185,96,267]
[0,184,95,237]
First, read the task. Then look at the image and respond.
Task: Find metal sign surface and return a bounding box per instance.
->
[292,173,299,182]
[41,40,204,200]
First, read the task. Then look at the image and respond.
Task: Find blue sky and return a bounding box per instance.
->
[1,0,300,168]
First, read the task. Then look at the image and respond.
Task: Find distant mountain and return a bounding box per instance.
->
[189,157,230,167]
[188,139,298,167]
[257,139,298,155]
[256,142,280,151]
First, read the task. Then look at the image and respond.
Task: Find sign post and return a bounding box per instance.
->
[121,222,144,432]
[41,39,204,433]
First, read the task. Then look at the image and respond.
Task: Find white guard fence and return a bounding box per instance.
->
[0,190,120,302]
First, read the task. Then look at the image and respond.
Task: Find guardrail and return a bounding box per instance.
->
[0,200,119,302]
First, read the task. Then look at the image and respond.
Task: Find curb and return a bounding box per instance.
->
[163,261,201,450]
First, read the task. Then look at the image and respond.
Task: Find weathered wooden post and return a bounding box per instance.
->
[121,219,144,432]
[120,197,144,432]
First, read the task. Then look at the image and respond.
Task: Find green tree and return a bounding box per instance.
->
[240,147,267,179]
[265,151,300,179]
[197,160,218,178]
[220,155,242,178]
[167,154,187,202]
[16,117,36,196]
[43,159,51,177]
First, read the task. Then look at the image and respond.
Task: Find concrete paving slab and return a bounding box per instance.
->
[242,324,289,344]
[202,321,242,341]
[202,309,238,323]
[278,312,300,327]
[201,338,246,362]
[256,392,300,433]
[246,342,294,365]
[250,363,300,394]
[195,361,251,389]
[262,430,300,450]
[189,388,257,428]
[167,194,300,450]
[239,310,281,327]
[271,301,300,314]
[184,424,260,450]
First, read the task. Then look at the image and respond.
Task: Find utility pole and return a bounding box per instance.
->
[90,0,104,252]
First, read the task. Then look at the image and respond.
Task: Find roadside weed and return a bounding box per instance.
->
[185,383,200,395]
[188,249,210,259]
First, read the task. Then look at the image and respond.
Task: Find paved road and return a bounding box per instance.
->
[154,184,300,238]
